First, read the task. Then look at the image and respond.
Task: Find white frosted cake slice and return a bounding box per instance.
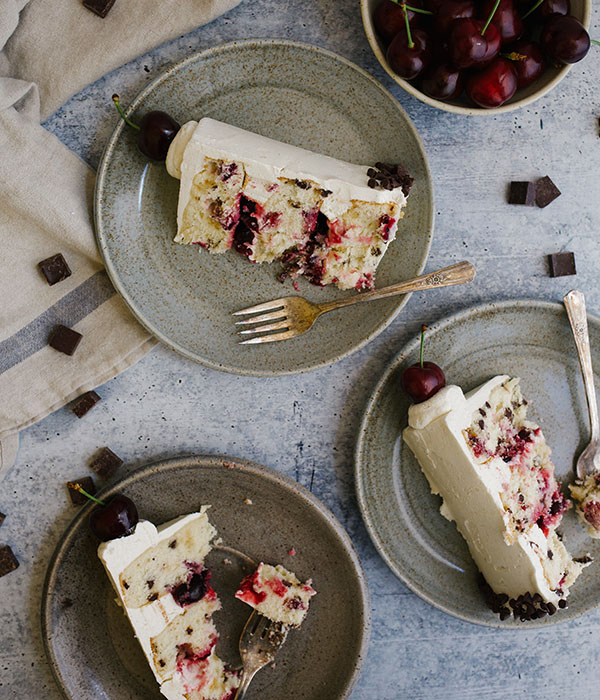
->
[403,376,589,620]
[570,474,600,538]
[98,509,240,700]
[166,118,411,290]
[235,563,316,627]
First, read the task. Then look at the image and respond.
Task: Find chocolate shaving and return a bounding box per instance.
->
[49,325,83,356]
[536,176,561,208]
[82,0,117,18]
[90,447,123,479]
[367,162,414,196]
[508,181,536,206]
[38,253,72,286]
[548,252,576,278]
[0,545,19,578]
[72,391,101,418]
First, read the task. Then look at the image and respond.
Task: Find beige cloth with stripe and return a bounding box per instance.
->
[0,0,241,479]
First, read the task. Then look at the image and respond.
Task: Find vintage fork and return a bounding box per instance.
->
[234,260,476,344]
[234,611,289,699]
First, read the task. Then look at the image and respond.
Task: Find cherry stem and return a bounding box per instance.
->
[419,324,427,368]
[391,0,433,14]
[72,483,105,506]
[402,3,415,49]
[481,0,501,35]
[112,94,140,131]
[502,51,527,61]
[521,0,544,20]
[591,40,600,47]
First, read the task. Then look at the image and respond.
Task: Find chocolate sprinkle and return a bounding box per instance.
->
[49,324,83,356]
[90,447,123,479]
[548,252,576,278]
[367,162,414,196]
[536,175,561,208]
[82,0,117,18]
[72,391,101,418]
[508,181,536,206]
[0,545,19,578]
[67,477,96,505]
[478,574,566,622]
[38,253,72,286]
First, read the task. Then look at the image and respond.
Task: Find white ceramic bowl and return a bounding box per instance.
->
[361,0,592,115]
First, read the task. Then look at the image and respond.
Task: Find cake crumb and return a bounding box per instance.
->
[223,558,233,566]
[288,547,296,557]
[244,498,253,505]
[222,461,237,469]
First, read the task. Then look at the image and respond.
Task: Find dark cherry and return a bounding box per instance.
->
[433,0,475,37]
[374,0,422,42]
[480,0,522,43]
[420,61,465,100]
[540,14,590,64]
[466,56,518,108]
[448,17,501,68]
[534,0,570,21]
[137,111,180,161]
[173,569,211,606]
[424,0,444,10]
[89,494,139,541]
[506,40,546,88]
[401,361,446,403]
[387,28,433,79]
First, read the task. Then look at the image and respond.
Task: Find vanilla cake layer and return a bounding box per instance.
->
[403,377,586,603]
[166,118,409,290]
[570,474,600,538]
[235,563,316,627]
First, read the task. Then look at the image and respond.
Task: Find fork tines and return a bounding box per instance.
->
[233,300,293,344]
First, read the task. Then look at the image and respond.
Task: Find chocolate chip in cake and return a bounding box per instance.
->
[90,447,123,479]
[320,189,332,198]
[547,550,553,559]
[82,0,117,18]
[0,545,19,578]
[508,181,536,206]
[558,599,568,609]
[536,176,561,208]
[295,180,311,190]
[49,324,83,356]
[548,252,576,278]
[72,391,101,418]
[147,592,158,602]
[147,580,155,589]
[38,253,72,286]
[67,477,96,505]
[169,540,177,549]
[158,659,166,667]
[0,512,5,528]
[186,627,193,635]
[123,580,129,590]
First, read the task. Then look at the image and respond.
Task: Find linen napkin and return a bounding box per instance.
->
[0,0,241,480]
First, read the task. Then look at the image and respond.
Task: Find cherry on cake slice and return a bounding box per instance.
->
[570,474,600,538]
[234,563,316,627]
[165,118,411,291]
[98,508,240,700]
[403,376,589,618]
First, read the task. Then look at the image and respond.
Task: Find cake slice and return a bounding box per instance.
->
[570,474,600,538]
[165,118,411,290]
[98,509,239,700]
[403,376,588,619]
[235,563,316,627]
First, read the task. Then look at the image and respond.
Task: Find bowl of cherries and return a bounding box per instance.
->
[362,0,592,113]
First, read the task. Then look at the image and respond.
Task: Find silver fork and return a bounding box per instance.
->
[564,290,600,480]
[234,260,476,344]
[234,611,289,699]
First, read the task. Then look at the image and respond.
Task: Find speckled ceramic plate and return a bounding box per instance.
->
[42,455,370,699]
[95,39,433,376]
[355,300,600,628]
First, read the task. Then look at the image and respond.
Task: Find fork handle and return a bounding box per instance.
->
[564,290,600,442]
[317,261,476,313]
[234,668,259,700]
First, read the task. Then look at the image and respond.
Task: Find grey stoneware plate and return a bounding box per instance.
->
[95,39,433,376]
[355,299,600,628]
[42,455,370,700]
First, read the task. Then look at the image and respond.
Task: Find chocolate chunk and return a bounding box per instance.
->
[558,599,568,609]
[0,512,5,528]
[147,592,158,602]
[548,252,576,278]
[90,447,123,478]
[38,253,72,286]
[72,391,101,418]
[536,176,561,208]
[508,181,536,206]
[67,477,96,505]
[49,325,83,356]
[82,0,117,18]
[0,545,19,577]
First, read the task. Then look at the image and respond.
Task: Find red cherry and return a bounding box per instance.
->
[137,111,180,161]
[506,40,546,88]
[400,325,446,403]
[420,61,465,100]
[540,14,590,65]
[387,28,433,79]
[534,0,570,21]
[480,0,523,43]
[374,0,422,42]
[466,57,518,108]
[449,18,501,69]
[89,494,139,541]
[433,0,475,37]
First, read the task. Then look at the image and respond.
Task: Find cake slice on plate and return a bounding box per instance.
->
[166,118,411,291]
[403,375,589,620]
[98,508,240,700]
[235,562,316,627]
[570,474,600,538]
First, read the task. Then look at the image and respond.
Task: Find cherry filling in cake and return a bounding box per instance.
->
[570,473,600,538]
[463,377,569,542]
[235,563,316,627]
[175,649,240,700]
[176,156,406,291]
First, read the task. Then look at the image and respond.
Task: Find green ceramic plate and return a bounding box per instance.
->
[356,300,600,627]
[42,455,370,699]
[95,39,433,376]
